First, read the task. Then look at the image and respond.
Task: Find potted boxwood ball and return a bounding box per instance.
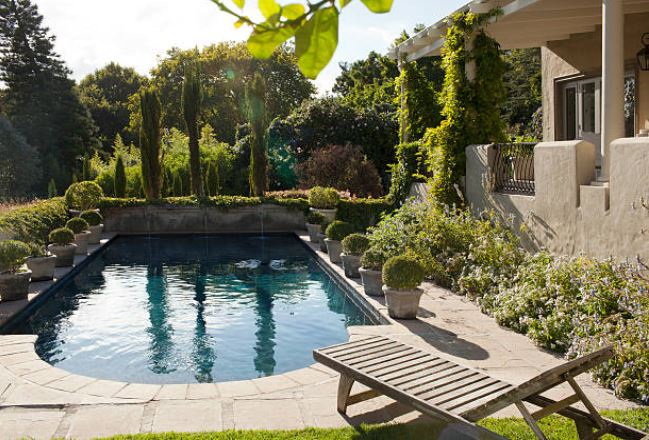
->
[382,255,426,319]
[48,227,77,267]
[318,220,330,253]
[359,246,385,297]
[0,240,32,302]
[66,217,91,255]
[80,210,104,245]
[65,181,104,215]
[305,211,325,243]
[26,242,57,281]
[341,233,369,279]
[324,221,354,264]
[308,186,340,223]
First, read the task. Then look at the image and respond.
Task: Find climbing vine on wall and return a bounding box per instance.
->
[396,62,441,144]
[424,10,506,206]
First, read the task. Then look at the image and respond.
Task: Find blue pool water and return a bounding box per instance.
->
[13,235,373,384]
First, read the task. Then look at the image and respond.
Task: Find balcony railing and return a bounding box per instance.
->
[492,143,536,196]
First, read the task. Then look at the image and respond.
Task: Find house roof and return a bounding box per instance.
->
[390,0,649,62]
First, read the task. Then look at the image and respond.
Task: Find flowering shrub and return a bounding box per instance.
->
[367,200,649,403]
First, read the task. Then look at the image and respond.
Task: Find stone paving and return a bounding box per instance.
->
[0,233,639,439]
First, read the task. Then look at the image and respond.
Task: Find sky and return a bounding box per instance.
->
[34,0,467,93]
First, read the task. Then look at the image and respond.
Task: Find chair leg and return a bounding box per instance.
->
[337,374,355,415]
[575,420,595,440]
[516,401,548,440]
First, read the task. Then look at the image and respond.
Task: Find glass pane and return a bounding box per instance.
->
[565,87,577,140]
[582,82,596,133]
[625,76,636,137]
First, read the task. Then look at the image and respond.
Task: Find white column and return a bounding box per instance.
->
[601,0,625,179]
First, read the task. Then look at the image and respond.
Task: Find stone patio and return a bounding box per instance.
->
[0,232,638,439]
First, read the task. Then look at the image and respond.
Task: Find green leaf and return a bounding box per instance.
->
[360,0,393,13]
[259,0,281,19]
[282,3,305,20]
[295,7,339,79]
[231,0,245,8]
[247,25,295,59]
[339,0,352,8]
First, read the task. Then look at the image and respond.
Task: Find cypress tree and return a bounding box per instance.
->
[206,161,219,196]
[0,0,99,192]
[246,72,268,197]
[172,169,183,196]
[139,88,163,200]
[47,179,57,198]
[182,61,204,197]
[81,156,91,181]
[114,155,126,198]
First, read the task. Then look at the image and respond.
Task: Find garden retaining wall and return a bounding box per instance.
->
[102,204,306,234]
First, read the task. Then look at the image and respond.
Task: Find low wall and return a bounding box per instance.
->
[466,138,649,261]
[103,204,306,234]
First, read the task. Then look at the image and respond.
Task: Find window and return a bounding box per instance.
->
[582,82,596,133]
[565,86,577,140]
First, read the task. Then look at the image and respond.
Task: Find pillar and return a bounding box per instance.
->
[600,0,625,179]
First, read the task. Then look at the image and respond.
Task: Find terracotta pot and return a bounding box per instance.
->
[324,239,342,263]
[74,231,91,255]
[359,268,383,297]
[383,286,423,319]
[341,254,361,278]
[0,270,31,302]
[26,255,57,281]
[87,224,104,245]
[306,223,321,243]
[318,233,327,253]
[311,207,336,223]
[48,243,77,267]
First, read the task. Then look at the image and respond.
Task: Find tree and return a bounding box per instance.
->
[141,43,314,145]
[114,155,126,198]
[139,89,163,200]
[247,72,267,197]
[0,0,99,191]
[79,62,146,150]
[210,0,394,78]
[502,48,542,137]
[205,161,219,196]
[0,115,40,197]
[182,61,204,197]
[47,178,57,198]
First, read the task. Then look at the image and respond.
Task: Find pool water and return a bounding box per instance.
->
[13,235,373,384]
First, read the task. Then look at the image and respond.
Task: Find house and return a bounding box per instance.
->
[391,0,649,261]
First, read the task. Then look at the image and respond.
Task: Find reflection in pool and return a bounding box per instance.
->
[13,235,373,384]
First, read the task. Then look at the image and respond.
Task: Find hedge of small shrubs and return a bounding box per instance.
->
[0,198,69,244]
[98,196,310,213]
[366,201,649,404]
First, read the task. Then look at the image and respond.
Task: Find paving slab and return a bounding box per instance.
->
[0,407,64,440]
[76,379,128,398]
[65,404,144,440]
[152,400,223,432]
[114,383,161,401]
[186,383,220,399]
[233,398,304,430]
[154,383,188,400]
[217,380,260,398]
[252,374,300,394]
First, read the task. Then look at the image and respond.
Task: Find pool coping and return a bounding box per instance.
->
[0,231,399,406]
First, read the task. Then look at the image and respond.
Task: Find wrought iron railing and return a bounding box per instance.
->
[492,143,536,195]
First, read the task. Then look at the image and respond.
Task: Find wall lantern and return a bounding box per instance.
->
[638,33,649,71]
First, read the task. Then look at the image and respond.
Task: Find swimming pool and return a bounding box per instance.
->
[11,235,374,384]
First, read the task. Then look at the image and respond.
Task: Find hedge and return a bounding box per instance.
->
[0,198,69,244]
[336,198,393,232]
[98,196,309,213]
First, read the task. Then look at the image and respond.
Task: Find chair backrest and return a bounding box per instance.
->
[461,345,614,421]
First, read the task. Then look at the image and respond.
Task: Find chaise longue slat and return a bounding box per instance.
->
[314,337,648,440]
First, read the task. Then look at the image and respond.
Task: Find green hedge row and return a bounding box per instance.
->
[98,196,310,213]
[0,198,69,244]
[336,198,393,232]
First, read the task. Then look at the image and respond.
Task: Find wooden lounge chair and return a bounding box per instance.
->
[313,336,647,440]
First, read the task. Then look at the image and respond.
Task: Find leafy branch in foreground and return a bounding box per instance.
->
[210,0,394,79]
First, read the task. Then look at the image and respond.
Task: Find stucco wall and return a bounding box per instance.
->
[466,139,649,261]
[542,12,649,141]
[102,204,306,235]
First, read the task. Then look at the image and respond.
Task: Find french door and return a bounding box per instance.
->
[563,78,601,157]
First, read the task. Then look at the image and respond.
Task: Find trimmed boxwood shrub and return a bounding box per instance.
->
[65,218,89,234]
[80,210,103,226]
[0,240,31,273]
[325,221,354,242]
[308,187,339,209]
[306,211,324,225]
[382,255,426,290]
[0,198,69,244]
[65,181,104,211]
[360,246,386,271]
[341,234,370,256]
[49,228,75,245]
[336,198,392,232]
[98,196,309,213]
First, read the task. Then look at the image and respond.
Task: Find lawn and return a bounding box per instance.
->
[98,408,649,440]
